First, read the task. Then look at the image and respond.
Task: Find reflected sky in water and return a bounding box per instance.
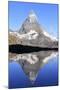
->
[9,51,58,88]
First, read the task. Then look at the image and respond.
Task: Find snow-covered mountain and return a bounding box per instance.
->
[9,10,58,48]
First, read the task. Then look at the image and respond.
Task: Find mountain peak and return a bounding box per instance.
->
[29,10,36,17]
[28,10,37,23]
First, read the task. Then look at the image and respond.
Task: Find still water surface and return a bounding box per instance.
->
[9,51,58,88]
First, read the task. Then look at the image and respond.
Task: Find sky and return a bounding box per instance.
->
[8,1,58,38]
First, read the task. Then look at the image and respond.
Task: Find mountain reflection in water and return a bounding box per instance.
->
[9,51,58,82]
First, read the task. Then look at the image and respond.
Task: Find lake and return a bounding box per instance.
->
[9,51,58,88]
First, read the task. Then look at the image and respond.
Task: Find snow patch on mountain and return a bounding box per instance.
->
[9,30,38,40]
[43,30,57,41]
[27,30,38,40]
